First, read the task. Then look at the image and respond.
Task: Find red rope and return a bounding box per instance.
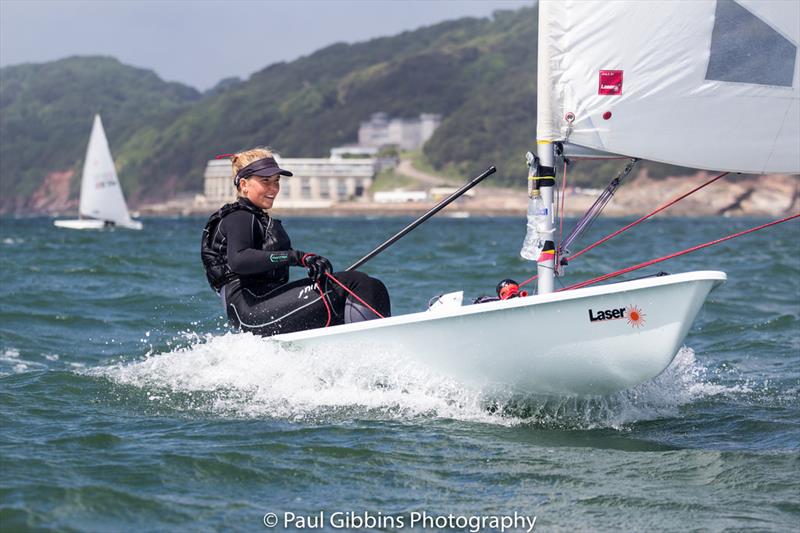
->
[561,213,800,292]
[313,282,332,327]
[519,171,726,289]
[569,171,729,261]
[324,272,386,319]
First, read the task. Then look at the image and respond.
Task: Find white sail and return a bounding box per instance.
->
[537,0,800,174]
[76,115,142,229]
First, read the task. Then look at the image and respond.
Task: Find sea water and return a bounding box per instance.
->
[0,216,798,531]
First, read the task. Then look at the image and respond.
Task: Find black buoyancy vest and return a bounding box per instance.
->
[200,201,292,292]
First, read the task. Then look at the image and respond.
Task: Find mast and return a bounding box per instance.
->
[534,141,556,294]
[533,1,559,295]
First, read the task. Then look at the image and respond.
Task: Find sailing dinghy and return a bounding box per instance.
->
[54,115,143,230]
[278,0,798,396]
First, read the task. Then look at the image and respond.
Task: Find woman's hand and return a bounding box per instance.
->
[301,253,333,284]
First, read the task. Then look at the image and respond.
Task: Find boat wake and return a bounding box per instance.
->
[89,332,748,430]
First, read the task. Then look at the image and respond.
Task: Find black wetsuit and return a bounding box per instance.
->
[209,198,390,336]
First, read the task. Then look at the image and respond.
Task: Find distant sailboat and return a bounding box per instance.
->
[54,115,143,230]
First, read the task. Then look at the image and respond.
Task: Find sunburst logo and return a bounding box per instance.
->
[626,305,646,328]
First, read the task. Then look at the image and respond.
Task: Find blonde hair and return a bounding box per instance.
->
[231,147,274,197]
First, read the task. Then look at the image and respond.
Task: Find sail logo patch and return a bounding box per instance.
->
[588,304,646,328]
[598,70,623,95]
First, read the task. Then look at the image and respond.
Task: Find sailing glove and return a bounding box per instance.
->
[302,253,333,284]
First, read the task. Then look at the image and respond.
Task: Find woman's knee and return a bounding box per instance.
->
[332,270,390,317]
[331,270,368,287]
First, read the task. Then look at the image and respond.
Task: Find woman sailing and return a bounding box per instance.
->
[201,148,391,336]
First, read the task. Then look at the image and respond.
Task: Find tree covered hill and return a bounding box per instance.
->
[0,5,693,213]
[116,7,541,204]
[0,56,201,211]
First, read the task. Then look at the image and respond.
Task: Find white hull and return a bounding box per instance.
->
[54,219,143,230]
[276,271,726,396]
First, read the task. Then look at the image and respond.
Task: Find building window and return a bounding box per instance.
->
[301,178,311,199]
[338,181,349,200]
[320,178,330,199]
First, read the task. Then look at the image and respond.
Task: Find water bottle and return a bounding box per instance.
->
[520,192,548,260]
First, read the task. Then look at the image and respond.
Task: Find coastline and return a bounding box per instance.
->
[17,173,798,219]
[132,174,798,218]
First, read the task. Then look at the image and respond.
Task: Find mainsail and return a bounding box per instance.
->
[537,0,800,174]
[78,115,140,227]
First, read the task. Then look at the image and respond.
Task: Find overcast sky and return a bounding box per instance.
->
[1,0,535,91]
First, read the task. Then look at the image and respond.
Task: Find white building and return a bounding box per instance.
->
[358,112,442,151]
[330,146,378,160]
[201,154,375,208]
[373,190,428,203]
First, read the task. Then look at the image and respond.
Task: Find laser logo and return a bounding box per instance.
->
[626,305,646,328]
[588,304,646,328]
[598,69,623,95]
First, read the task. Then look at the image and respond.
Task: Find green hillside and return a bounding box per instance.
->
[0,6,694,213]
[117,8,541,203]
[0,56,201,210]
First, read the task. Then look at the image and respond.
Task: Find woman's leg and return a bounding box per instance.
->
[326,271,391,323]
[224,271,390,336]
[225,279,334,336]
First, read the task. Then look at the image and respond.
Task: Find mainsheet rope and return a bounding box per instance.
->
[323,272,386,319]
[315,174,792,314]
[568,171,729,261]
[309,273,387,329]
[313,281,333,328]
[560,213,800,292]
[321,213,797,316]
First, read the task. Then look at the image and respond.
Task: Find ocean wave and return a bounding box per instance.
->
[0,347,49,376]
[89,334,751,430]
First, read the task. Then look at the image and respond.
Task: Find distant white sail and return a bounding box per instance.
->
[537,0,800,174]
[76,115,141,228]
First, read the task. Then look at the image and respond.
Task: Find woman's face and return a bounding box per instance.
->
[242,174,281,210]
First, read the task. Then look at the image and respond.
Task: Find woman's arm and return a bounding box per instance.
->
[222,210,300,275]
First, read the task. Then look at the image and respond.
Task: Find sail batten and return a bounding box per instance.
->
[537,0,800,174]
